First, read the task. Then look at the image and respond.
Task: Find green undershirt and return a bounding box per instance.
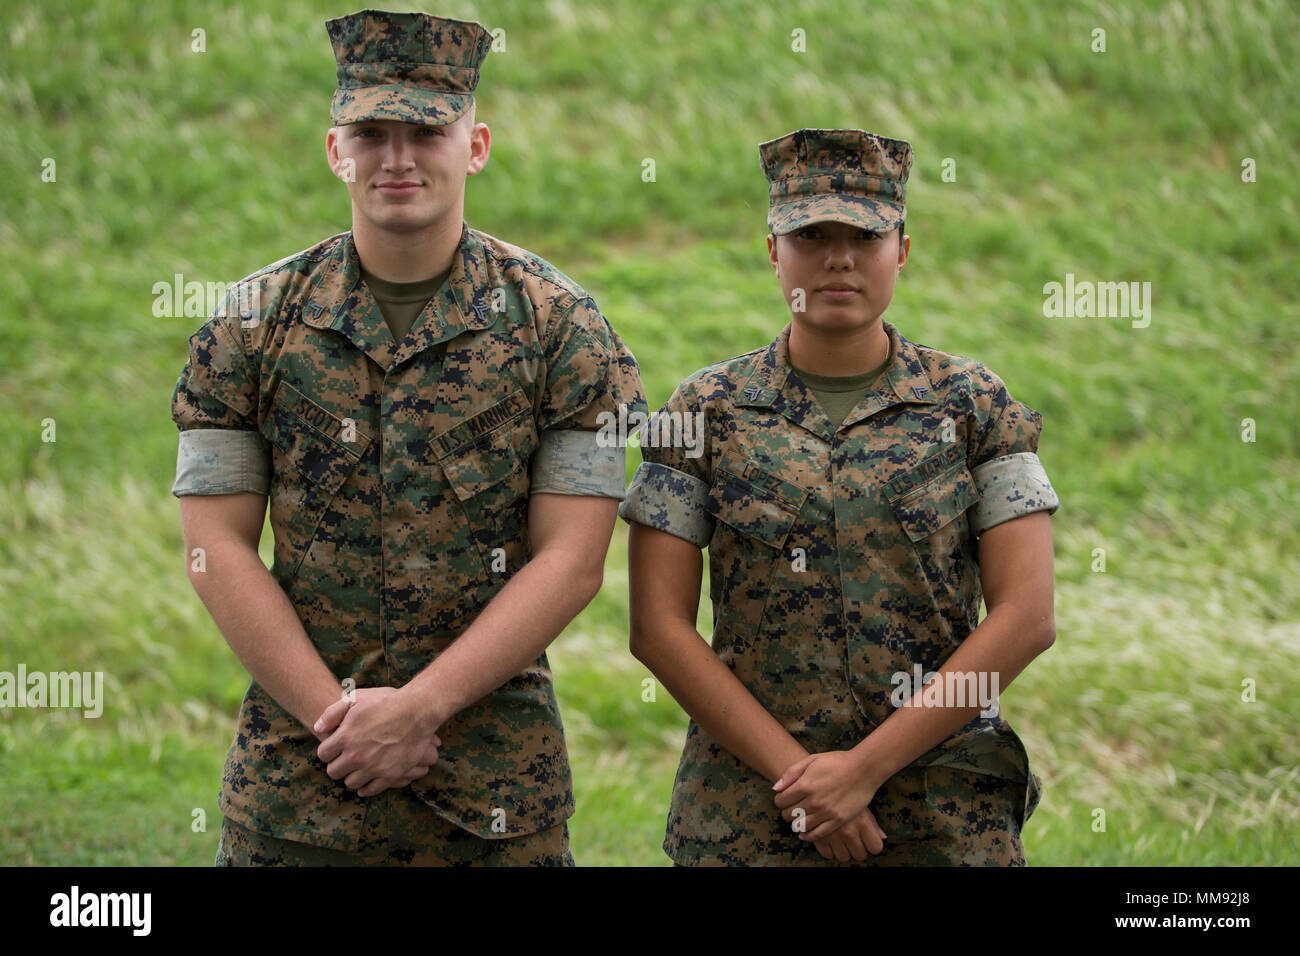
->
[361,265,451,343]
[791,357,891,429]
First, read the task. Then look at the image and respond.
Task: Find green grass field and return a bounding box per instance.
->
[1,0,1297,865]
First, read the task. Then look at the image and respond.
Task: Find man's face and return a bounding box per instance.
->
[767,220,909,332]
[325,111,490,234]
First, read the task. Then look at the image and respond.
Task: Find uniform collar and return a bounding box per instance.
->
[302,223,499,370]
[737,320,937,440]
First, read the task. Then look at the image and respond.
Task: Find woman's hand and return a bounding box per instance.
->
[773,750,884,842]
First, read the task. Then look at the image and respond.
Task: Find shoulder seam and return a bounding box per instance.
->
[473,228,589,306]
[235,233,347,284]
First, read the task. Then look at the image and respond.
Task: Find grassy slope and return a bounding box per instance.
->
[0,0,1296,864]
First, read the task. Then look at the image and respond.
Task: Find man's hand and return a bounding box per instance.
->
[811,809,887,862]
[773,750,883,842]
[313,687,442,797]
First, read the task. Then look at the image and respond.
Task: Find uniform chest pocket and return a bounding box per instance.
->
[261,380,372,578]
[888,465,979,541]
[704,465,805,639]
[885,448,980,603]
[434,390,537,581]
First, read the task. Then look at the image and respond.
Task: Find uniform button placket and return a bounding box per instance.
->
[379,377,395,672]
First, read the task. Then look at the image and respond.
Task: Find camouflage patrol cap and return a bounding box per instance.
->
[759,128,913,235]
[326,10,491,125]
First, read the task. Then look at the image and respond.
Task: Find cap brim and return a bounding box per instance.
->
[331,86,473,126]
[768,194,904,236]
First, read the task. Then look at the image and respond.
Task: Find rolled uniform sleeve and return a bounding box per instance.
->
[618,376,715,548]
[170,303,269,497]
[966,367,1060,536]
[530,294,647,499]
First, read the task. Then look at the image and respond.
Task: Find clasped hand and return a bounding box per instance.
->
[773,750,887,862]
[311,687,442,798]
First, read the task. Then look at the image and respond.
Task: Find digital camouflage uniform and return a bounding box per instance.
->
[214,788,572,866]
[618,129,1060,866]
[172,10,647,866]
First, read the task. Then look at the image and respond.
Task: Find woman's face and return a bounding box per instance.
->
[768,220,908,333]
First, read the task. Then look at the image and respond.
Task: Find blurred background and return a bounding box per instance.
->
[0,0,1296,865]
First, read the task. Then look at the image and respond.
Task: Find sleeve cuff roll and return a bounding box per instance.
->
[969,451,1059,536]
[617,461,713,547]
[172,428,270,497]
[530,428,627,499]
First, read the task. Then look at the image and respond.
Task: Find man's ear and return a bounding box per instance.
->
[467,121,491,175]
[897,231,910,269]
[767,233,778,273]
[326,127,343,178]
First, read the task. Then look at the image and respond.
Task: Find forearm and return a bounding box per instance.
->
[188,541,342,732]
[401,544,603,731]
[849,602,1053,790]
[633,620,807,783]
